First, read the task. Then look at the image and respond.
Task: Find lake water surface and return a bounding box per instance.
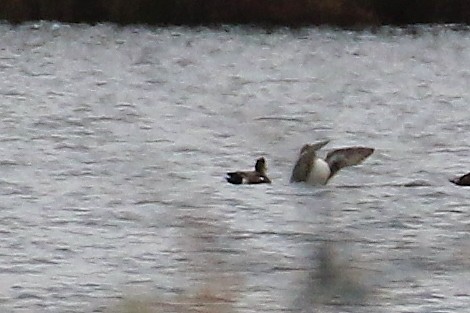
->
[1,22,470,313]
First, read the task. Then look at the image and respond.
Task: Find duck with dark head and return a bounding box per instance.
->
[226,157,271,185]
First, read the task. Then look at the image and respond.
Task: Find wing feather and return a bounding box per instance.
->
[307,140,330,153]
[450,172,470,186]
[290,149,315,182]
[325,147,374,179]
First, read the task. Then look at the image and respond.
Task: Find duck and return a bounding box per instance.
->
[450,172,470,186]
[290,140,374,185]
[226,157,271,185]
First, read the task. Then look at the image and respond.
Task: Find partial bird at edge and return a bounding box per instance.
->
[450,172,470,186]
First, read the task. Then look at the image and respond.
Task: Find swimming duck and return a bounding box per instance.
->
[290,140,374,185]
[226,157,271,185]
[450,172,470,186]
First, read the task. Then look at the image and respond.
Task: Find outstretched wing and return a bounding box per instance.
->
[290,141,329,183]
[290,149,315,182]
[303,140,330,154]
[325,147,374,179]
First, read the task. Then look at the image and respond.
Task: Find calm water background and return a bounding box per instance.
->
[1,22,470,313]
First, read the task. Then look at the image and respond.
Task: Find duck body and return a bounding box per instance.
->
[225,171,270,184]
[450,172,470,186]
[290,140,374,185]
[226,157,271,185]
[306,158,331,185]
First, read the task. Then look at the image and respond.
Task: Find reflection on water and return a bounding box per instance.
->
[1,23,470,312]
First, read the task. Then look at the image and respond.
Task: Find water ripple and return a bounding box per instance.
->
[1,23,470,313]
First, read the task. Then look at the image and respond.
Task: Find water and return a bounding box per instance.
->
[1,22,470,313]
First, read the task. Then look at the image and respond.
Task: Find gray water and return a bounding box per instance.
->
[1,22,470,313]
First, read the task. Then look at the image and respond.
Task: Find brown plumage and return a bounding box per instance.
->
[290,140,374,185]
[450,172,470,186]
[325,147,375,180]
[226,157,271,185]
